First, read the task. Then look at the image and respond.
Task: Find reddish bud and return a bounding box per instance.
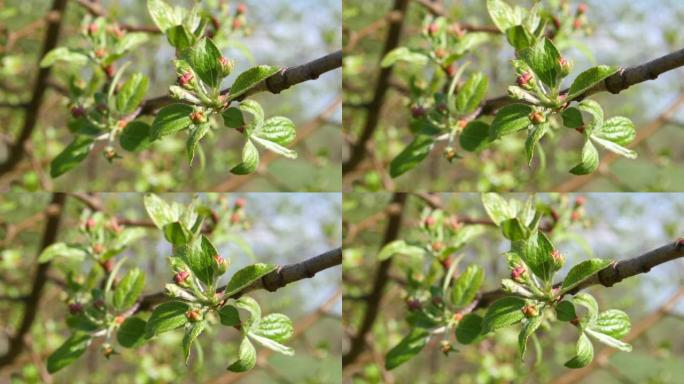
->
[575,196,586,207]
[95,48,107,59]
[448,24,465,38]
[108,25,125,39]
[109,217,122,234]
[431,241,444,252]
[87,23,99,36]
[94,299,105,310]
[551,249,565,268]
[85,217,96,231]
[424,216,436,228]
[174,270,190,285]
[571,210,582,222]
[189,110,206,123]
[516,72,533,88]
[410,105,426,118]
[573,18,583,30]
[453,312,463,322]
[676,238,684,248]
[178,71,194,88]
[68,302,83,315]
[446,64,458,77]
[406,298,422,311]
[218,56,234,76]
[92,243,105,255]
[447,216,462,231]
[552,16,561,30]
[511,266,527,282]
[577,3,588,15]
[232,18,243,30]
[427,23,439,36]
[434,48,447,59]
[234,198,247,209]
[236,3,247,14]
[558,57,572,76]
[104,64,116,78]
[100,259,114,273]
[529,111,546,124]
[114,315,125,325]
[440,257,452,270]
[214,254,228,274]
[185,309,202,322]
[522,304,538,318]
[70,105,86,118]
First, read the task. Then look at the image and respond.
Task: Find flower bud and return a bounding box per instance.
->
[93,299,105,310]
[440,340,452,355]
[214,254,228,275]
[114,315,125,325]
[434,48,447,59]
[218,56,235,77]
[446,64,458,77]
[87,23,98,36]
[109,217,122,234]
[410,105,426,118]
[234,198,247,209]
[232,18,243,30]
[68,302,83,315]
[551,249,565,269]
[431,241,444,253]
[189,110,207,124]
[571,210,582,222]
[558,57,573,77]
[230,212,241,225]
[70,105,86,118]
[174,270,190,286]
[185,309,202,322]
[427,23,439,36]
[94,48,106,59]
[452,312,463,322]
[406,297,421,311]
[522,304,538,318]
[103,64,116,78]
[511,266,527,282]
[574,196,586,207]
[178,71,194,89]
[236,3,247,14]
[447,216,462,231]
[577,3,588,15]
[102,343,114,359]
[108,24,125,39]
[448,24,464,38]
[100,259,114,273]
[677,238,684,248]
[529,111,546,124]
[92,243,105,255]
[440,257,452,270]
[423,216,435,228]
[573,18,583,30]
[516,72,533,89]
[85,217,96,231]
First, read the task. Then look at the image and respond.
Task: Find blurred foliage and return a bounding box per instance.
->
[342,193,684,383]
[0,192,342,383]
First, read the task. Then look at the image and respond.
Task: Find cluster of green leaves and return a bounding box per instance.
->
[42,0,298,178]
[43,195,294,374]
[382,0,637,178]
[141,194,294,371]
[382,194,631,371]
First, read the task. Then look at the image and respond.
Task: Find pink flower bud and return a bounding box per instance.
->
[575,196,586,207]
[522,304,538,318]
[434,48,447,59]
[230,212,241,225]
[427,23,439,36]
[511,266,526,282]
[236,3,247,14]
[577,3,588,14]
[174,270,190,285]
[85,217,96,231]
[423,216,435,228]
[232,18,243,30]
[94,48,107,59]
[185,309,202,322]
[410,105,426,118]
[234,198,247,209]
[446,64,458,77]
[104,64,116,78]
[516,72,533,88]
[178,71,194,88]
[529,111,546,124]
[406,298,421,311]
[453,312,463,322]
[68,302,83,315]
[87,23,98,36]
[218,56,234,77]
[189,110,206,124]
[100,259,114,273]
[70,105,86,119]
[431,241,444,252]
[92,243,105,255]
[214,254,228,274]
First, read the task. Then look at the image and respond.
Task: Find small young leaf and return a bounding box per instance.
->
[183,320,206,365]
[174,236,218,286]
[238,99,264,127]
[251,313,293,342]
[486,0,518,32]
[451,265,485,308]
[40,47,88,68]
[577,99,604,131]
[592,116,635,146]
[389,135,434,178]
[519,314,543,360]
[113,268,145,310]
[248,332,294,355]
[562,107,583,128]
[147,0,182,32]
[233,296,261,329]
[117,317,147,348]
[482,296,526,332]
[564,333,594,368]
[254,116,296,146]
[181,38,223,88]
[525,122,548,165]
[229,65,280,99]
[47,333,91,373]
[488,104,533,139]
[116,33,149,54]
[50,136,94,178]
[459,121,491,152]
[556,301,577,322]
[569,140,599,175]
[145,301,190,338]
[116,73,149,115]
[501,218,529,241]
[219,305,241,327]
[585,328,632,352]
[561,258,611,293]
[511,232,555,282]
[222,107,244,129]
[166,24,194,50]
[385,328,430,370]
[519,38,562,88]
[187,123,211,163]
[38,242,86,263]
[567,65,620,100]
[227,337,257,372]
[455,72,488,115]
[481,193,516,225]
[144,193,178,229]
[251,136,298,159]
[592,309,631,339]
[377,240,425,261]
[572,292,599,327]
[455,313,483,344]
[505,25,535,51]
[230,140,259,175]
[151,103,194,138]
[163,222,192,246]
[120,121,154,152]
[591,136,637,159]
[381,47,429,68]
[223,263,278,297]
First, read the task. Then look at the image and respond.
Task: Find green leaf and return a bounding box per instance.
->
[578,99,604,131]
[561,259,612,293]
[229,65,280,99]
[486,0,518,32]
[455,314,483,344]
[488,104,533,139]
[117,317,147,348]
[591,132,637,160]
[167,24,194,50]
[145,301,189,338]
[564,333,594,368]
[593,116,635,146]
[40,47,88,68]
[231,139,259,175]
[47,333,91,373]
[233,296,261,329]
[251,135,298,159]
[116,33,149,54]
[113,268,145,310]
[223,263,277,297]
[219,305,241,326]
[501,218,529,241]
[144,194,178,229]
[562,107,583,128]
[38,242,86,263]
[505,25,534,51]
[556,301,577,322]
[451,265,484,308]
[147,0,182,32]
[119,121,154,152]
[254,116,295,146]
[585,328,632,352]
[592,309,631,339]
[482,296,526,332]
[569,140,599,175]
[525,122,548,165]
[455,72,488,115]
[385,328,430,370]
[116,73,149,115]
[187,123,211,163]
[572,292,599,327]
[222,107,244,128]
[511,232,555,282]
[481,193,516,225]
[519,38,562,88]
[381,47,429,68]
[183,320,206,365]
[389,135,434,178]
[248,331,294,356]
[227,337,257,372]
[151,103,193,138]
[163,222,192,246]
[377,240,425,261]
[519,314,543,360]
[567,65,620,100]
[181,38,223,88]
[238,99,264,127]
[50,136,93,178]
[459,121,491,152]
[251,313,293,343]
[174,235,221,286]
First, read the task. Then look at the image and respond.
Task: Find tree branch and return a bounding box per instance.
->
[343,193,407,367]
[138,51,342,115]
[135,247,342,313]
[0,193,66,368]
[0,0,68,176]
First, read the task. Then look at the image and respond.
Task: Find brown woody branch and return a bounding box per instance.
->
[139,51,342,115]
[135,247,342,313]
